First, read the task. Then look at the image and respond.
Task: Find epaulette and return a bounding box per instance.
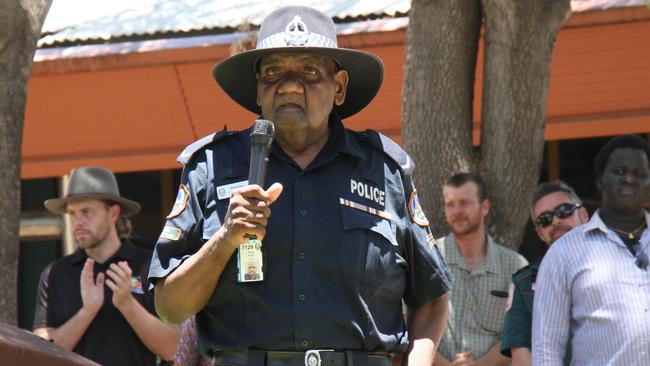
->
[176,126,233,165]
[512,264,536,284]
[362,129,414,175]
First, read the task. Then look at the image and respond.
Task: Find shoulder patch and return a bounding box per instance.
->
[176,126,233,165]
[166,184,190,219]
[362,129,414,175]
[408,190,430,227]
[160,226,182,241]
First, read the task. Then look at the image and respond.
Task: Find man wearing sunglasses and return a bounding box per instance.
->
[501,181,588,366]
[436,173,528,366]
[533,134,650,365]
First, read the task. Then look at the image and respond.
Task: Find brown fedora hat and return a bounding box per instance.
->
[44,166,141,217]
[211,5,384,119]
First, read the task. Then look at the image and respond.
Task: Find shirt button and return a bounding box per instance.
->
[302,340,309,347]
[298,294,306,301]
[299,209,308,217]
[298,252,306,260]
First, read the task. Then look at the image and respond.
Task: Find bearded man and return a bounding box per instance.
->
[33,166,179,366]
[436,173,528,366]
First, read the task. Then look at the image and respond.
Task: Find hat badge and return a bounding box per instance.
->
[284,15,309,46]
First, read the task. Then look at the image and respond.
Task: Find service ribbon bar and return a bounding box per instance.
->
[339,197,393,221]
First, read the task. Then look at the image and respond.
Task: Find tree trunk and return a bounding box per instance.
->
[402,0,482,237]
[479,0,571,247]
[0,0,52,325]
[402,0,571,248]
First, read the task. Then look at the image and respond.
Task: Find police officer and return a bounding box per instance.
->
[500,181,588,365]
[148,5,452,366]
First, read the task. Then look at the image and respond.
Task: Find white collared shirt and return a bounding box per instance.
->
[532,210,650,365]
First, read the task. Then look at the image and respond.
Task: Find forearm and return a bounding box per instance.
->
[405,294,448,366]
[511,348,531,366]
[34,307,97,351]
[155,228,236,323]
[118,298,181,361]
[475,342,510,366]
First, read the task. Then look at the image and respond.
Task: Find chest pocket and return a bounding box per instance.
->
[475,283,510,334]
[204,174,247,241]
[339,205,401,290]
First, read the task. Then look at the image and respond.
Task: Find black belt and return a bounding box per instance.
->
[212,350,396,366]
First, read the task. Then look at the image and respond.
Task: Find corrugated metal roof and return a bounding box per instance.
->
[39,0,410,47]
[33,17,409,62]
[571,0,647,11]
[39,0,648,48]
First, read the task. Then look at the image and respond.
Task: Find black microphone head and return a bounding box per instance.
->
[251,119,275,138]
[248,119,275,186]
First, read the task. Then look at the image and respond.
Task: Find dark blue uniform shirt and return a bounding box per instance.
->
[149,115,452,354]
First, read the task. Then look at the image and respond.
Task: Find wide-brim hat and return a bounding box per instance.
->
[44,166,141,217]
[212,5,384,119]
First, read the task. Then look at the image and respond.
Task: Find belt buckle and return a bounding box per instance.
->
[305,349,334,366]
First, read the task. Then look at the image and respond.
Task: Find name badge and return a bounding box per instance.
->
[238,238,264,282]
[217,180,249,200]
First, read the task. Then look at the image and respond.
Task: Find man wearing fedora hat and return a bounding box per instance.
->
[149,5,452,366]
[33,166,180,366]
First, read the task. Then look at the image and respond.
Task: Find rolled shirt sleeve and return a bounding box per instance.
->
[148,154,212,288]
[401,177,453,308]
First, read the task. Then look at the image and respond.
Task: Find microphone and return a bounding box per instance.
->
[239,120,275,281]
[248,119,275,187]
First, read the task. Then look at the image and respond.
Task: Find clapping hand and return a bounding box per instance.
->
[80,258,104,314]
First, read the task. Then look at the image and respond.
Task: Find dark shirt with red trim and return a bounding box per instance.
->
[148,114,453,355]
[501,261,539,357]
[33,240,158,366]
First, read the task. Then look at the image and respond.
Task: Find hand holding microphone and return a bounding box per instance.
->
[224,183,283,244]
[248,119,275,187]
[232,119,283,282]
[221,120,283,250]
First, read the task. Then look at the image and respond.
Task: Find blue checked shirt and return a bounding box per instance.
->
[532,210,650,365]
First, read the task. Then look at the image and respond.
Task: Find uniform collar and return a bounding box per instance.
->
[321,113,364,159]
[443,233,501,274]
[70,239,137,265]
[269,113,364,169]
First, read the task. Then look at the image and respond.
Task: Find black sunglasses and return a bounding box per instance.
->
[631,243,649,270]
[534,203,582,229]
